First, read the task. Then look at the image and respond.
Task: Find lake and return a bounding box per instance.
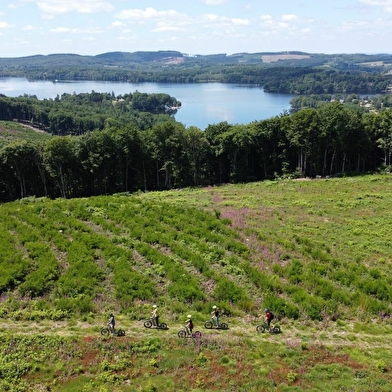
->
[0,78,295,130]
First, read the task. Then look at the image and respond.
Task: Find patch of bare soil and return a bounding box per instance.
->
[261,54,310,63]
[18,123,46,133]
[162,57,185,65]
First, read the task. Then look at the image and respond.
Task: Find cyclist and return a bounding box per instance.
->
[185,315,193,335]
[108,313,115,334]
[151,304,159,327]
[211,305,220,327]
[264,308,273,331]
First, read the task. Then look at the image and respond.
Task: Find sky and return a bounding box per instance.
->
[1,0,392,58]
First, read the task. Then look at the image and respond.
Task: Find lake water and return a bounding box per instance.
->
[0,77,295,130]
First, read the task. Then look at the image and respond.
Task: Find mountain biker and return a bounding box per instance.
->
[211,305,220,327]
[264,308,273,330]
[185,315,193,335]
[108,313,115,334]
[151,304,159,326]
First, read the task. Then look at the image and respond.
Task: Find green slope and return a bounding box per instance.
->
[2,174,392,320]
[1,174,392,391]
[0,121,52,147]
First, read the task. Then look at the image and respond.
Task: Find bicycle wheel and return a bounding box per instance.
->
[101,327,110,336]
[193,331,202,338]
[220,323,228,330]
[256,324,266,333]
[159,323,168,329]
[177,330,187,338]
[143,320,153,328]
[204,320,214,329]
[272,326,281,334]
[117,329,125,336]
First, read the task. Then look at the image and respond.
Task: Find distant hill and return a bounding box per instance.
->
[1,50,392,94]
[1,50,392,70]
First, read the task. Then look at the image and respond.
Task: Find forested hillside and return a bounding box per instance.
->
[1,50,392,94]
[1,94,392,202]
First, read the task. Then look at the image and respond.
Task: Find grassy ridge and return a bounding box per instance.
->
[1,175,392,390]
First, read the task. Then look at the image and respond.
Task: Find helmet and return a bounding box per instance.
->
[187,315,192,318]
[110,313,114,317]
[153,305,157,308]
[264,308,269,312]
[212,305,217,309]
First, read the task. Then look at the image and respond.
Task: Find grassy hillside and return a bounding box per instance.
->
[0,121,52,147]
[1,175,392,391]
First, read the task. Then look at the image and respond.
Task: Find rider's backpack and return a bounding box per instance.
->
[269,312,275,320]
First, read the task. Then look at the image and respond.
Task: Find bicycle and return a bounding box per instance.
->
[177,328,202,338]
[143,318,168,330]
[100,326,125,336]
[256,321,281,334]
[204,319,229,330]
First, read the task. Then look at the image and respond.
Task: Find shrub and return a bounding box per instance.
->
[213,278,247,303]
[375,359,387,373]
[263,293,299,319]
[142,381,158,392]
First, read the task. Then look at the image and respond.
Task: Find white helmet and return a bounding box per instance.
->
[212,305,217,309]
[153,304,157,308]
[187,315,192,318]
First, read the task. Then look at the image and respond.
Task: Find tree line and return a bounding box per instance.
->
[1,98,392,203]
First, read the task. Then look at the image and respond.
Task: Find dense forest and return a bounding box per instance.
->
[1,50,392,94]
[1,90,392,203]
[0,91,181,134]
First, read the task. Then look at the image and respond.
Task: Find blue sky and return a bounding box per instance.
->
[1,0,392,57]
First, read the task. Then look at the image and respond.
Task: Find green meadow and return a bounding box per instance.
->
[1,174,392,391]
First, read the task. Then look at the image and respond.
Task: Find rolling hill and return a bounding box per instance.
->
[1,175,392,391]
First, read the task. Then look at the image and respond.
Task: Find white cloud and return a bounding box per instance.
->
[359,0,392,12]
[116,35,137,43]
[203,14,250,28]
[41,14,54,20]
[37,0,114,15]
[50,27,72,33]
[153,23,184,33]
[0,21,12,29]
[206,14,219,22]
[281,14,298,21]
[337,17,389,33]
[49,26,104,34]
[199,0,227,4]
[231,18,250,26]
[111,21,125,28]
[115,7,185,22]
[22,25,34,31]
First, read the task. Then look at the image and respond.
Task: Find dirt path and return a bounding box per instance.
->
[18,122,46,133]
[2,319,392,350]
